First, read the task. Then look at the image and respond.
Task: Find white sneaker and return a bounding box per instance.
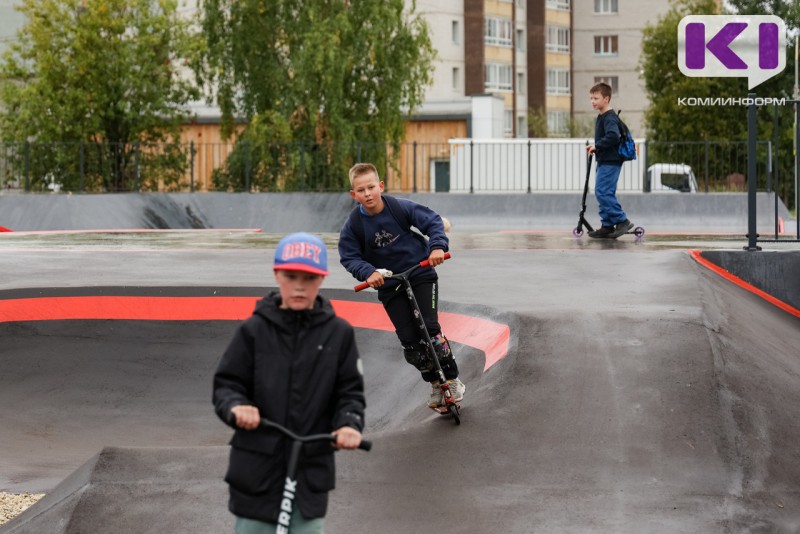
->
[428,382,443,408]
[445,378,465,403]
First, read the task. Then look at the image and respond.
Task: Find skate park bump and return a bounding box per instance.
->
[0,287,509,533]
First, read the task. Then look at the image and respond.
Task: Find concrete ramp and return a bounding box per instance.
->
[2,447,230,534]
[2,264,800,532]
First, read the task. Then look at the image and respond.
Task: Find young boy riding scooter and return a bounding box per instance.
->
[338,163,465,410]
[586,82,635,239]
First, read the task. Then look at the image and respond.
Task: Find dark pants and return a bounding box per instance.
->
[380,280,458,382]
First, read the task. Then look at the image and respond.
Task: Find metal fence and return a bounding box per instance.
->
[0,139,793,207]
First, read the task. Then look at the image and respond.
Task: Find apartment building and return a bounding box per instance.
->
[572,0,675,137]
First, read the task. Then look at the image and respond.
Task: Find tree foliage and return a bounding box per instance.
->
[200,0,435,190]
[640,0,797,206]
[0,0,203,191]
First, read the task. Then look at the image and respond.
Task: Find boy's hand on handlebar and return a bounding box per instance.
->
[367,270,385,288]
[230,405,260,430]
[428,249,446,267]
[332,426,362,450]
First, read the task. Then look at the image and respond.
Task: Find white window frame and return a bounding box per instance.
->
[452,67,460,91]
[516,29,525,53]
[546,0,570,11]
[594,0,618,14]
[504,110,514,135]
[517,71,525,94]
[594,35,618,56]
[546,25,570,53]
[546,68,570,96]
[452,20,459,45]
[516,115,527,138]
[547,110,570,136]
[485,17,513,47]
[593,76,619,95]
[485,63,513,91]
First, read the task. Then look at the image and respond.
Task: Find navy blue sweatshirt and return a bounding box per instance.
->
[338,197,448,296]
[594,109,624,165]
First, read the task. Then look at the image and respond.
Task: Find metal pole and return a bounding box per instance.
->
[135,143,140,192]
[773,107,779,238]
[24,141,30,192]
[189,141,195,193]
[527,139,531,193]
[745,93,761,251]
[413,141,417,193]
[245,141,251,193]
[469,140,474,194]
[704,140,709,193]
[80,141,85,193]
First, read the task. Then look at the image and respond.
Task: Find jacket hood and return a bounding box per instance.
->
[252,292,336,331]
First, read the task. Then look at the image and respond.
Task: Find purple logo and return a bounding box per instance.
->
[678,15,786,89]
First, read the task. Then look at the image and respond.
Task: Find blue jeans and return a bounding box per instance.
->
[595,163,627,227]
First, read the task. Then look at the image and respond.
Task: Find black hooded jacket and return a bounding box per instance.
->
[212,292,365,522]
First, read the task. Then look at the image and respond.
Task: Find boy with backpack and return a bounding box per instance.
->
[585,82,635,239]
[338,163,465,410]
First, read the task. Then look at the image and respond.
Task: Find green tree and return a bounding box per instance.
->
[0,0,203,191]
[640,0,797,206]
[200,0,434,191]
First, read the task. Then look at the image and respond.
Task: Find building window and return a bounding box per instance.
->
[517,115,527,138]
[453,67,460,91]
[485,63,513,91]
[593,76,618,94]
[452,20,459,44]
[546,0,570,11]
[547,111,570,136]
[485,17,513,47]
[546,25,570,53]
[504,110,514,135]
[516,29,525,53]
[517,72,525,94]
[594,0,618,14]
[594,35,618,56]
[546,68,570,95]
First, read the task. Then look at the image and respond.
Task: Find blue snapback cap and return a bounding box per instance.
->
[274,232,328,276]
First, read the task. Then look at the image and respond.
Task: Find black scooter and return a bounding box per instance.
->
[573,154,645,239]
[355,253,461,425]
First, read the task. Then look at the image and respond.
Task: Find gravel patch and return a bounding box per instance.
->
[0,493,45,525]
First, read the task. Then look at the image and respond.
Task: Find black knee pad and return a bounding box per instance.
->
[402,344,432,372]
[433,334,459,380]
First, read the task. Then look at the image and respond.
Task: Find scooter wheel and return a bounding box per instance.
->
[633,227,645,238]
[572,228,583,237]
[448,404,461,425]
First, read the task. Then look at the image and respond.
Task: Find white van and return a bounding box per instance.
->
[645,163,698,193]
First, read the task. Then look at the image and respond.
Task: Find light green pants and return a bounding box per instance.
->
[234,510,325,534]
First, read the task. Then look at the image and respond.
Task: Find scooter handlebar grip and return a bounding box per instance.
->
[419,251,451,268]
[358,439,372,451]
[354,282,370,292]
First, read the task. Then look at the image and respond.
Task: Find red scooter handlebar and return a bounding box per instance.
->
[353,252,451,292]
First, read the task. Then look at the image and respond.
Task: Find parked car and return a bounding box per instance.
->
[645,163,698,193]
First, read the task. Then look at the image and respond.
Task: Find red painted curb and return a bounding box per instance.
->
[0,296,510,371]
[688,250,800,319]
[0,226,12,232]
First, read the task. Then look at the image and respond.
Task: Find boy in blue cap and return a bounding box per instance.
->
[213,232,365,533]
[338,162,465,411]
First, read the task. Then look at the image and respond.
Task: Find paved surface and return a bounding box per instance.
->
[0,226,799,533]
